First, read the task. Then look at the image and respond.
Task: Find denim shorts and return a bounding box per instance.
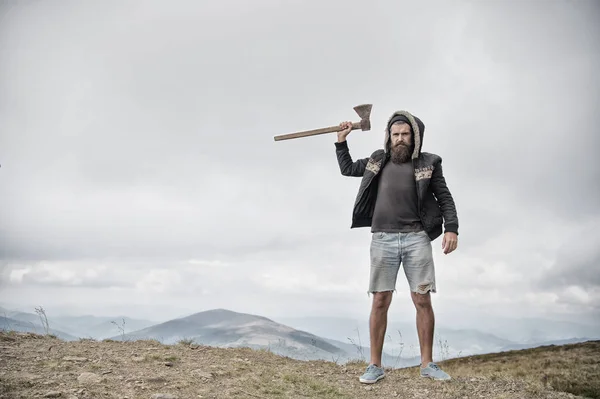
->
[369,230,436,295]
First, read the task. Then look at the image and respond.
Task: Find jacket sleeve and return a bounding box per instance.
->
[334,140,368,177]
[430,158,459,235]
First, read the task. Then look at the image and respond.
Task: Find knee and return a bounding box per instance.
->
[412,292,432,310]
[372,291,393,311]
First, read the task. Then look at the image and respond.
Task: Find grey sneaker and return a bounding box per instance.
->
[359,364,385,384]
[420,362,451,381]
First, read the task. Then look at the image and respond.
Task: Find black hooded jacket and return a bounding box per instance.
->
[334,110,458,241]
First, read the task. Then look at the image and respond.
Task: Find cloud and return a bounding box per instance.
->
[538,220,600,293]
[4,261,138,289]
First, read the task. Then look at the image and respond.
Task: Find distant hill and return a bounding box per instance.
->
[0,316,78,341]
[274,316,518,358]
[0,307,78,336]
[457,315,600,343]
[108,308,352,362]
[52,315,158,339]
[0,306,157,339]
[431,327,516,356]
[3,304,597,368]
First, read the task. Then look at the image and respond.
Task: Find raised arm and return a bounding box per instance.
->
[334,121,368,177]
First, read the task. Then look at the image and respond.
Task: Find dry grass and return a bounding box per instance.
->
[0,331,597,399]
[423,340,600,399]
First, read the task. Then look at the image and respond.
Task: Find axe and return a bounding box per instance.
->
[273,104,372,141]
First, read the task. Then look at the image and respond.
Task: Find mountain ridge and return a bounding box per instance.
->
[2,305,598,368]
[107,308,350,362]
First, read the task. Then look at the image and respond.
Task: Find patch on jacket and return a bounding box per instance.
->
[365,158,382,174]
[415,165,434,181]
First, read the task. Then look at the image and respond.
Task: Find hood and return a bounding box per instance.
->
[384,110,425,160]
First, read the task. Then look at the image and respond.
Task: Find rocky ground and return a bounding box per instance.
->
[0,331,596,399]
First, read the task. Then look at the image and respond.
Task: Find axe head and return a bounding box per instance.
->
[354,104,372,131]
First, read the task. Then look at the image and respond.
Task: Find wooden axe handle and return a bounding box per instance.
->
[274,121,361,141]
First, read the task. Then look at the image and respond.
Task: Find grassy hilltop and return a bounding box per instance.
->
[0,331,598,399]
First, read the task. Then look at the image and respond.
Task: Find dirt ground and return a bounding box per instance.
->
[0,332,591,399]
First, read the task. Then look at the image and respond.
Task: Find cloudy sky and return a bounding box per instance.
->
[1,0,599,328]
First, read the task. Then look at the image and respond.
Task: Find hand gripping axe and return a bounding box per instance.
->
[273,104,372,141]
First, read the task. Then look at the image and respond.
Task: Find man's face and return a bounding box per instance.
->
[390,122,412,147]
[389,121,413,164]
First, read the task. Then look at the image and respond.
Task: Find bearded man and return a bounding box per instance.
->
[335,110,459,383]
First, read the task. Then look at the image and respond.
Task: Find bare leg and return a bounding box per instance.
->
[411,291,434,367]
[369,291,393,366]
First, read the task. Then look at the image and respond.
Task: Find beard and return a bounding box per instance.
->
[391,142,412,164]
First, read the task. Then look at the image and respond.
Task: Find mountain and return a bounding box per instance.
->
[275,314,600,347]
[273,316,518,358]
[472,316,600,343]
[52,315,157,339]
[272,316,365,341]
[0,316,78,341]
[4,303,597,367]
[432,327,517,357]
[0,306,158,339]
[109,309,350,362]
[0,307,77,336]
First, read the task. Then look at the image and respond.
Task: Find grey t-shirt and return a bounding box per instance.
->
[371,160,423,233]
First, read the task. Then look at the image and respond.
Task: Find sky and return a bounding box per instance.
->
[1,0,599,329]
